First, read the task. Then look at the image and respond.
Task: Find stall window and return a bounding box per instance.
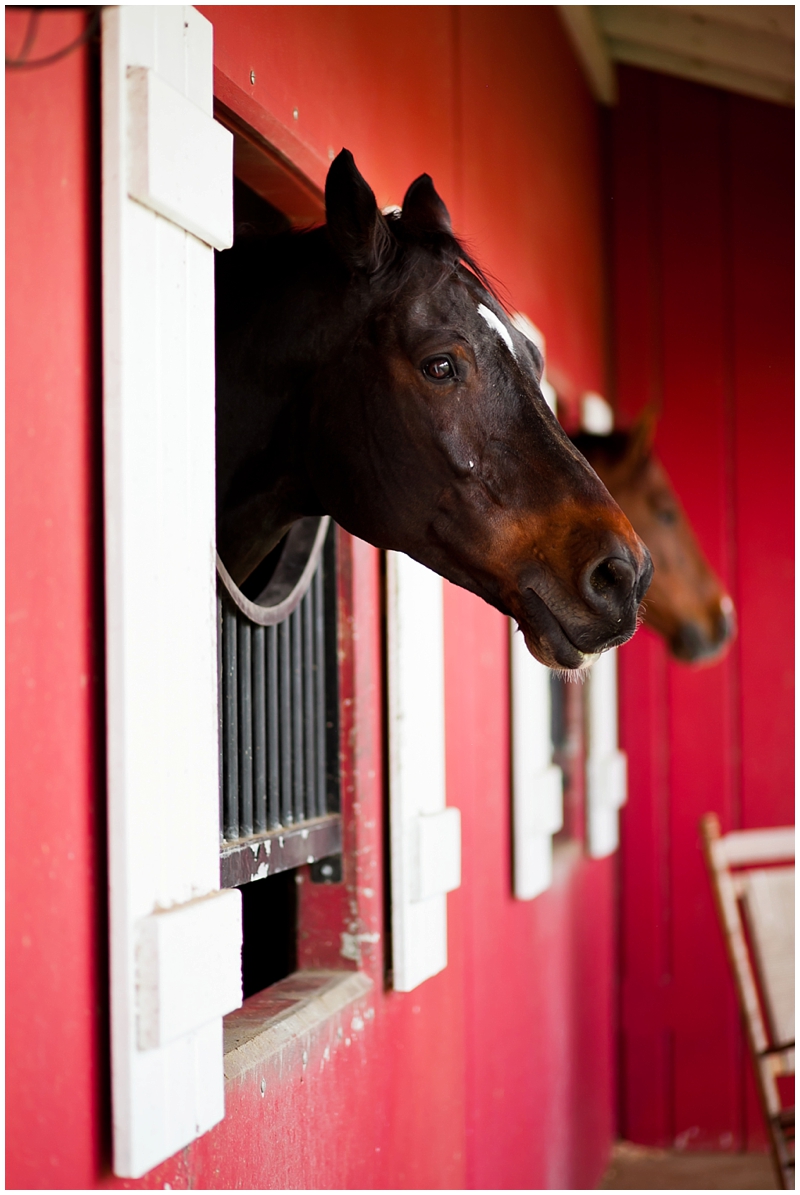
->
[213,177,342,998]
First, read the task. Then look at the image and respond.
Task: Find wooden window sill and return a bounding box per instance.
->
[223,970,373,1082]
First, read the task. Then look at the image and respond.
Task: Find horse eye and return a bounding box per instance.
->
[422,356,455,381]
[656,508,678,525]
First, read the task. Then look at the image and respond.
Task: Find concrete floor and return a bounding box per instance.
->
[599,1141,779,1190]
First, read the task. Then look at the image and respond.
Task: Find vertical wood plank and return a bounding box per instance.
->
[613,66,792,1154]
[102,7,237,1176]
[387,552,459,992]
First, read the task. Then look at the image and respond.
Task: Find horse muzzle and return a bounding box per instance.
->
[669,594,736,664]
[516,539,653,670]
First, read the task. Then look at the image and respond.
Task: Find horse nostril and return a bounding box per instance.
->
[591,558,631,594]
[581,553,637,619]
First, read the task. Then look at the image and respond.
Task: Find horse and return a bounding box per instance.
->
[572,410,735,664]
[215,149,652,673]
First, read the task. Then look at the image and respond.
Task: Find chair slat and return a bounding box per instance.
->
[742,867,795,1048]
[701,813,795,1190]
[721,826,794,867]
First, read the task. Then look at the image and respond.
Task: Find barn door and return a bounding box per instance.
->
[101,6,240,1177]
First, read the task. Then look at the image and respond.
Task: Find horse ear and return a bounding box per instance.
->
[325,149,393,273]
[620,406,658,478]
[400,173,453,236]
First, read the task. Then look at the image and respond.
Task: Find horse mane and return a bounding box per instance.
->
[226,171,504,307]
[382,208,504,305]
[216,209,506,346]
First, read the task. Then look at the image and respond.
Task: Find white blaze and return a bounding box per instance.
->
[477,303,516,358]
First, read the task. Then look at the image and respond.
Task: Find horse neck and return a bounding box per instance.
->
[215,230,360,582]
[218,228,357,366]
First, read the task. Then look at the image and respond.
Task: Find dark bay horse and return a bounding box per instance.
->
[573,410,735,664]
[215,150,652,673]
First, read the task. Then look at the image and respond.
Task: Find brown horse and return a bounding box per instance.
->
[215,150,652,673]
[573,411,735,664]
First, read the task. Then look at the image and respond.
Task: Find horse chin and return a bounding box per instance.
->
[515,584,636,672]
[546,652,601,683]
[515,593,601,672]
[519,623,601,676]
[668,618,734,665]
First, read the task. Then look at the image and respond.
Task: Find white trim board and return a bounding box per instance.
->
[102,6,239,1177]
[386,553,461,991]
[509,625,563,899]
[586,648,627,858]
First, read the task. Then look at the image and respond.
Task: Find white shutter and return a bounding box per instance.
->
[510,626,564,898]
[386,553,461,991]
[101,7,240,1178]
[586,647,627,857]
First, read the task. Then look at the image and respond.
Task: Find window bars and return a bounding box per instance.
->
[216,522,341,888]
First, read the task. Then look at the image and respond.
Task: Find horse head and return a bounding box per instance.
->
[216,150,652,672]
[573,410,735,664]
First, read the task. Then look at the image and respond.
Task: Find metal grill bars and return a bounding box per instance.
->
[218,562,330,843]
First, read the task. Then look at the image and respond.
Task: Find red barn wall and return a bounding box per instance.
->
[6,9,107,1185]
[8,6,616,1189]
[610,67,794,1151]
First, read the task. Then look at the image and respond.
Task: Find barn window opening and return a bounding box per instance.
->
[239,869,298,999]
[551,674,586,844]
[216,521,341,874]
[216,172,341,996]
[216,519,341,972]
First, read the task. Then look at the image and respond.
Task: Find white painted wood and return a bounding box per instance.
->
[741,867,794,1048]
[701,811,794,1166]
[556,5,618,104]
[581,393,614,435]
[597,6,794,85]
[414,807,462,903]
[137,890,243,1050]
[563,6,795,108]
[705,826,771,1058]
[510,625,563,899]
[386,552,460,992]
[605,38,793,106]
[585,648,627,858]
[127,66,233,250]
[720,825,794,867]
[510,312,558,415]
[593,5,794,106]
[102,6,239,1178]
[678,7,794,41]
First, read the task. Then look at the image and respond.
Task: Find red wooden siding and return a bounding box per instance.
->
[451,13,614,1188]
[5,10,107,1188]
[611,67,793,1151]
[8,6,640,1189]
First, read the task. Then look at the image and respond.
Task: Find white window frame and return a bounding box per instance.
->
[577,393,628,858]
[508,312,563,898]
[386,552,461,991]
[586,647,628,858]
[102,6,241,1177]
[510,629,564,898]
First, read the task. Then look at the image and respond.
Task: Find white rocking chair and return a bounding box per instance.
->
[701,814,794,1190]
